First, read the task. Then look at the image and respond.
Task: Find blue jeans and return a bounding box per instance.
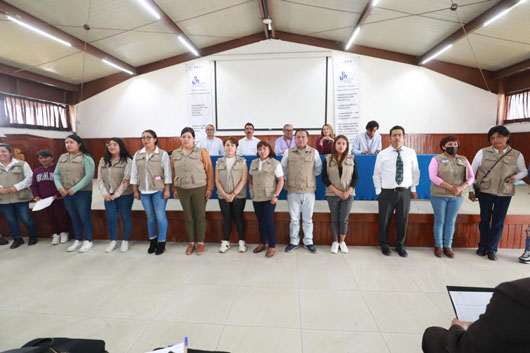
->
[104,193,134,241]
[477,192,511,252]
[430,196,464,248]
[526,231,530,251]
[140,191,168,242]
[0,202,36,238]
[64,191,93,241]
[253,201,277,248]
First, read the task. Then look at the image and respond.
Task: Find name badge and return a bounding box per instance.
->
[441,159,449,163]
[155,176,162,180]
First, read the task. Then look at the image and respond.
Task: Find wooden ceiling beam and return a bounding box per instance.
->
[493,57,530,80]
[0,63,78,92]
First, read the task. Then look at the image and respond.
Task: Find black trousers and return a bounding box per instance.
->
[218,198,246,241]
[377,188,411,249]
[422,327,450,353]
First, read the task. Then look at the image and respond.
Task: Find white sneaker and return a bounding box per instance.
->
[60,232,69,243]
[331,241,339,254]
[105,240,117,253]
[219,240,230,253]
[67,240,81,252]
[238,240,248,253]
[79,240,93,253]
[339,242,349,254]
[51,234,60,245]
[120,240,129,253]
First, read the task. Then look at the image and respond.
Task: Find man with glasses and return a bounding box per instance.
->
[275,124,295,155]
[198,124,224,156]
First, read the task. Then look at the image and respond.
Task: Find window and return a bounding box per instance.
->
[504,90,530,123]
[1,93,72,130]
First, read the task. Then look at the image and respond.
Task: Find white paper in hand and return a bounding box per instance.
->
[144,342,184,353]
[32,196,55,212]
[447,286,494,322]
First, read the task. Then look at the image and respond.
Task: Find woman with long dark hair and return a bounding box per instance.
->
[98,137,134,253]
[322,135,358,254]
[54,134,95,253]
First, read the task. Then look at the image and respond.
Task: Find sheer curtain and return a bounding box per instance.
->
[505,90,530,121]
[1,94,71,130]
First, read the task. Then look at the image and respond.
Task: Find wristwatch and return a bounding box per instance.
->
[273,194,279,198]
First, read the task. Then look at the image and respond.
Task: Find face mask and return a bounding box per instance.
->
[445,147,458,155]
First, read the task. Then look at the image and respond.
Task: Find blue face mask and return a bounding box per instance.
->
[445,147,458,155]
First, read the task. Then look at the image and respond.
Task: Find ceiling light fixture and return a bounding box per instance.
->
[137,0,160,20]
[345,26,361,50]
[421,44,453,65]
[102,59,134,75]
[178,36,200,56]
[483,0,526,27]
[7,15,71,47]
[262,18,272,31]
[372,0,380,6]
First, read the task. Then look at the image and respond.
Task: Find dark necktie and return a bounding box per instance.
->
[395,150,403,185]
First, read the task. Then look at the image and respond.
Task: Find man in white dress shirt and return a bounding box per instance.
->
[352,120,382,154]
[237,122,260,155]
[198,124,224,156]
[373,125,420,257]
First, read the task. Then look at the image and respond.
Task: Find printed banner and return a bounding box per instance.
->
[186,61,214,132]
[332,56,361,143]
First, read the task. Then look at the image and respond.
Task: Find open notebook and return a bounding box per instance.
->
[447,286,495,322]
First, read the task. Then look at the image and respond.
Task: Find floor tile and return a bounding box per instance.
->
[383,333,423,353]
[216,325,302,353]
[302,329,390,353]
[349,263,420,292]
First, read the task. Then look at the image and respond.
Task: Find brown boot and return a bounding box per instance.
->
[265,247,275,258]
[253,244,267,253]
[443,247,454,258]
[196,242,206,255]
[434,247,443,258]
[185,243,195,255]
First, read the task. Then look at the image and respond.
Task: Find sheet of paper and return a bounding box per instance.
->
[32,196,55,212]
[144,342,184,353]
[448,290,494,322]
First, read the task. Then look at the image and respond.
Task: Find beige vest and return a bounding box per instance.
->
[57,153,93,191]
[285,146,317,193]
[99,158,133,195]
[172,146,207,189]
[0,160,32,204]
[216,156,247,199]
[249,158,279,202]
[134,149,166,191]
[476,146,521,196]
[430,154,468,197]
[324,155,356,197]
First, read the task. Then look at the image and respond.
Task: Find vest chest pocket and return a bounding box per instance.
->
[11,165,23,175]
[304,154,314,162]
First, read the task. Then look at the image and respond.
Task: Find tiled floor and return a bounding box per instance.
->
[0,240,528,353]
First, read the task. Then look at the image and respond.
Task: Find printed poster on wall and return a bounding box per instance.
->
[186,61,214,133]
[332,56,360,143]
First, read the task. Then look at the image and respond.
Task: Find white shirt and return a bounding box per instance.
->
[258,158,284,177]
[352,132,382,154]
[237,136,260,156]
[130,147,172,194]
[471,148,528,181]
[198,136,224,156]
[372,145,420,195]
[281,147,322,180]
[0,158,33,191]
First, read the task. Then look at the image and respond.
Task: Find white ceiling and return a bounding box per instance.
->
[0,0,528,86]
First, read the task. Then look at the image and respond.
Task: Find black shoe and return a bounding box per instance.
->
[303,244,317,254]
[155,241,165,255]
[28,237,38,246]
[486,250,497,261]
[396,247,408,258]
[381,247,391,256]
[10,238,24,249]
[148,238,158,254]
[285,244,299,253]
[476,248,487,256]
[0,238,8,246]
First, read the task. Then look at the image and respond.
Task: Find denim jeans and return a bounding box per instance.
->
[526,232,530,251]
[430,196,464,248]
[104,193,134,241]
[287,192,315,246]
[253,201,277,248]
[64,191,93,241]
[0,202,37,238]
[477,192,511,252]
[140,191,168,242]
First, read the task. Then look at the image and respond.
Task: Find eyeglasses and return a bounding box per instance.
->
[206,128,214,131]
[141,136,153,140]
[284,129,293,132]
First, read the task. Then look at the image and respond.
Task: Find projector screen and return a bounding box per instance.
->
[215,57,328,131]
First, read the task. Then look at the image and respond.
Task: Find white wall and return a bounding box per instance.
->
[75,39,500,138]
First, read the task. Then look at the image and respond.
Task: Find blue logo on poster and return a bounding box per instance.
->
[192,76,200,85]
[339,71,348,81]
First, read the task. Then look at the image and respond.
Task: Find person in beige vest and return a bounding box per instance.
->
[428,136,475,258]
[281,129,322,254]
[54,135,95,253]
[470,126,527,261]
[97,137,134,253]
[0,143,37,248]
[131,129,172,255]
[249,141,284,258]
[216,137,248,253]
[322,136,358,254]
[172,127,214,256]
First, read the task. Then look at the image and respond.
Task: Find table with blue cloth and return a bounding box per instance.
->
[208,154,436,200]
